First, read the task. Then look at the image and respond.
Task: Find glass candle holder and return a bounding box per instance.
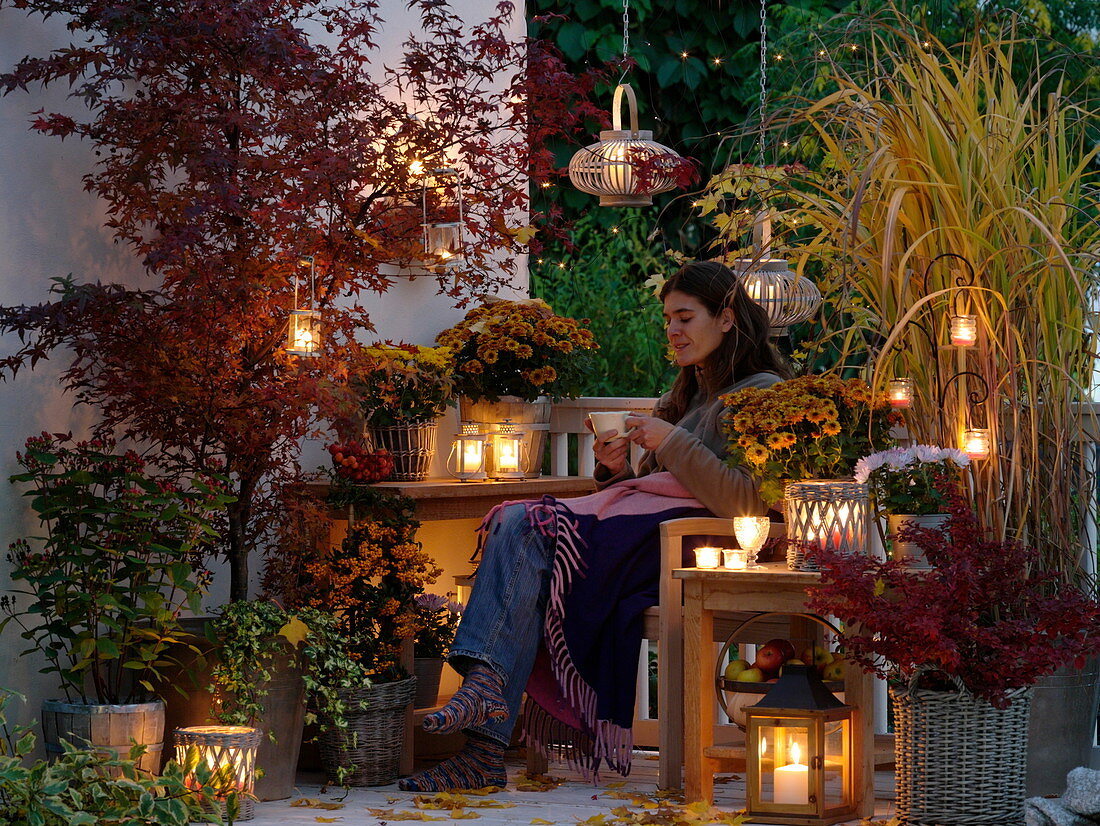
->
[887,377,913,409]
[962,428,991,460]
[722,548,748,570]
[694,546,721,569]
[950,314,978,346]
[733,516,771,566]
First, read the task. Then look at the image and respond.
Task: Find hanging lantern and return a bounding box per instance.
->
[783,480,869,571]
[421,167,465,270]
[490,420,528,480]
[886,378,914,409]
[949,314,978,347]
[744,664,856,825]
[175,725,262,821]
[962,428,991,460]
[733,213,822,335]
[287,256,322,357]
[447,424,488,481]
[568,84,684,207]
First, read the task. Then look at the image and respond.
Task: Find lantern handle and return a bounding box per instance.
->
[611,84,641,135]
[752,211,774,258]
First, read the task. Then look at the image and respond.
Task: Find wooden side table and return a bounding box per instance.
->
[673,564,875,814]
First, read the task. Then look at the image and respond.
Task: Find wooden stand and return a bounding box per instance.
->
[673,564,875,816]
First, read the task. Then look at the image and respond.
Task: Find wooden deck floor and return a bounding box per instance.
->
[248,751,898,825]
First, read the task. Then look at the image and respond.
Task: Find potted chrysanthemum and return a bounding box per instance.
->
[855,444,970,567]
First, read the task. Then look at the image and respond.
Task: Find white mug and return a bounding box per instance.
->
[588,410,633,440]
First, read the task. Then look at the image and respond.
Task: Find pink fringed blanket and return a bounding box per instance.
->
[478,472,708,779]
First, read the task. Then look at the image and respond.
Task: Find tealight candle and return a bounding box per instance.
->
[722,548,748,570]
[963,428,991,460]
[694,546,721,569]
[887,377,913,409]
[950,314,978,346]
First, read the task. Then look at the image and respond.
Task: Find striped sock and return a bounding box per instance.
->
[397,732,507,792]
[422,665,507,734]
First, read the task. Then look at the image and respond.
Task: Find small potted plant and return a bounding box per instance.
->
[410,593,463,709]
[292,489,440,785]
[350,342,456,481]
[805,488,1100,826]
[435,297,598,476]
[855,444,970,567]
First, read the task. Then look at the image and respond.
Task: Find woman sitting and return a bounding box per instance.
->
[399,260,790,792]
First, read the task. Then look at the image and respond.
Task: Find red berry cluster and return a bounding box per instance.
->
[327,441,394,483]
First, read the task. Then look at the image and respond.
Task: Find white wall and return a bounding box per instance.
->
[0,0,527,729]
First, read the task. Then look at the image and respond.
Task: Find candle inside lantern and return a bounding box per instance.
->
[887,377,913,408]
[963,428,991,460]
[293,327,315,350]
[496,441,519,471]
[774,740,809,805]
[462,440,482,468]
[733,515,770,565]
[694,546,721,569]
[950,314,978,346]
[722,548,748,570]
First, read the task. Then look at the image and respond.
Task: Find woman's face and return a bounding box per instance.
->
[663,289,734,368]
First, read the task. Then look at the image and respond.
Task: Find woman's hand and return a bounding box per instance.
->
[624,415,675,451]
[585,418,630,474]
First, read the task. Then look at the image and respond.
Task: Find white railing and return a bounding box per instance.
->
[548,397,658,477]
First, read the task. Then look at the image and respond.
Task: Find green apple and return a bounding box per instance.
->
[801,645,835,668]
[779,658,806,675]
[737,666,766,683]
[724,659,752,681]
[822,659,846,682]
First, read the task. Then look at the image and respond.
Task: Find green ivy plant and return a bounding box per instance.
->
[0,690,226,825]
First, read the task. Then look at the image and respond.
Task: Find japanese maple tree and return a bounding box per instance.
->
[0,0,605,599]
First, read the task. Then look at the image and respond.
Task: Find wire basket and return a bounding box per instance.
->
[891,675,1031,825]
[366,420,438,481]
[316,676,417,786]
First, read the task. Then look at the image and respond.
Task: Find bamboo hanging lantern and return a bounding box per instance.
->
[568,84,683,207]
[733,213,822,334]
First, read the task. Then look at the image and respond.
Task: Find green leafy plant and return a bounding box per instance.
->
[436,299,598,402]
[721,375,898,505]
[412,594,464,660]
[0,434,230,705]
[0,689,225,825]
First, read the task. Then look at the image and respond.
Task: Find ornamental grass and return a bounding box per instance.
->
[712,12,1100,579]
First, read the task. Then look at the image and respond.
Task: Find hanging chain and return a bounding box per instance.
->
[622,0,630,63]
[757,0,768,167]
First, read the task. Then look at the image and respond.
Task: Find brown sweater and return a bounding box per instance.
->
[593,371,783,518]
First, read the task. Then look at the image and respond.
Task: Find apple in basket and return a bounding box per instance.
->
[753,639,792,675]
[724,659,752,681]
[801,644,835,670]
[737,666,766,683]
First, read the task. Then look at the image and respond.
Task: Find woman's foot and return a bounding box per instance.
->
[397,733,507,792]
[422,665,507,734]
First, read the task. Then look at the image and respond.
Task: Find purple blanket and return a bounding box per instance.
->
[478,472,708,779]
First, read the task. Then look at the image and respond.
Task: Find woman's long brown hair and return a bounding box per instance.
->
[656,260,791,424]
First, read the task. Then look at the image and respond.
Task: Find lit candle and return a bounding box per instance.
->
[694,546,721,569]
[887,378,913,408]
[496,440,519,471]
[963,428,991,460]
[462,440,482,470]
[950,314,977,346]
[293,327,315,351]
[733,516,770,564]
[774,741,809,805]
[722,548,748,570]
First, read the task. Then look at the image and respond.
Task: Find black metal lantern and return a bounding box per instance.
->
[744,663,856,825]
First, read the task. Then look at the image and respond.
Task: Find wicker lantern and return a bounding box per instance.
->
[744,664,856,825]
[949,314,978,347]
[962,427,991,460]
[447,424,488,481]
[287,256,322,358]
[421,167,465,270]
[175,725,262,821]
[886,378,914,409]
[733,213,822,334]
[490,420,528,480]
[784,480,869,571]
[567,84,683,207]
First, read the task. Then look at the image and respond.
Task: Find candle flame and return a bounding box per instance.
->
[790,740,802,766]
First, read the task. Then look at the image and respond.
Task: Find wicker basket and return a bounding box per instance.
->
[891,678,1031,826]
[366,420,438,481]
[317,676,417,786]
[174,725,263,821]
[784,479,869,571]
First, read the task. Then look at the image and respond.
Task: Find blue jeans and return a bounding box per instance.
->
[448,503,555,746]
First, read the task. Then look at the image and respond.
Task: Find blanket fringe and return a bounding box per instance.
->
[520,698,634,782]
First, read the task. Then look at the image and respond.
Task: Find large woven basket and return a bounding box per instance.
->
[366,421,438,481]
[783,479,869,571]
[891,680,1031,826]
[317,677,417,786]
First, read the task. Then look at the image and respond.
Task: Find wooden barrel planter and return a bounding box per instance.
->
[41,699,165,775]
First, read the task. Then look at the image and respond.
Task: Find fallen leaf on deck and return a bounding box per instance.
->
[291,799,345,810]
[450,811,481,819]
[367,809,446,821]
[413,793,515,810]
[315,818,342,823]
[606,782,627,789]
[530,819,555,824]
[515,775,565,792]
